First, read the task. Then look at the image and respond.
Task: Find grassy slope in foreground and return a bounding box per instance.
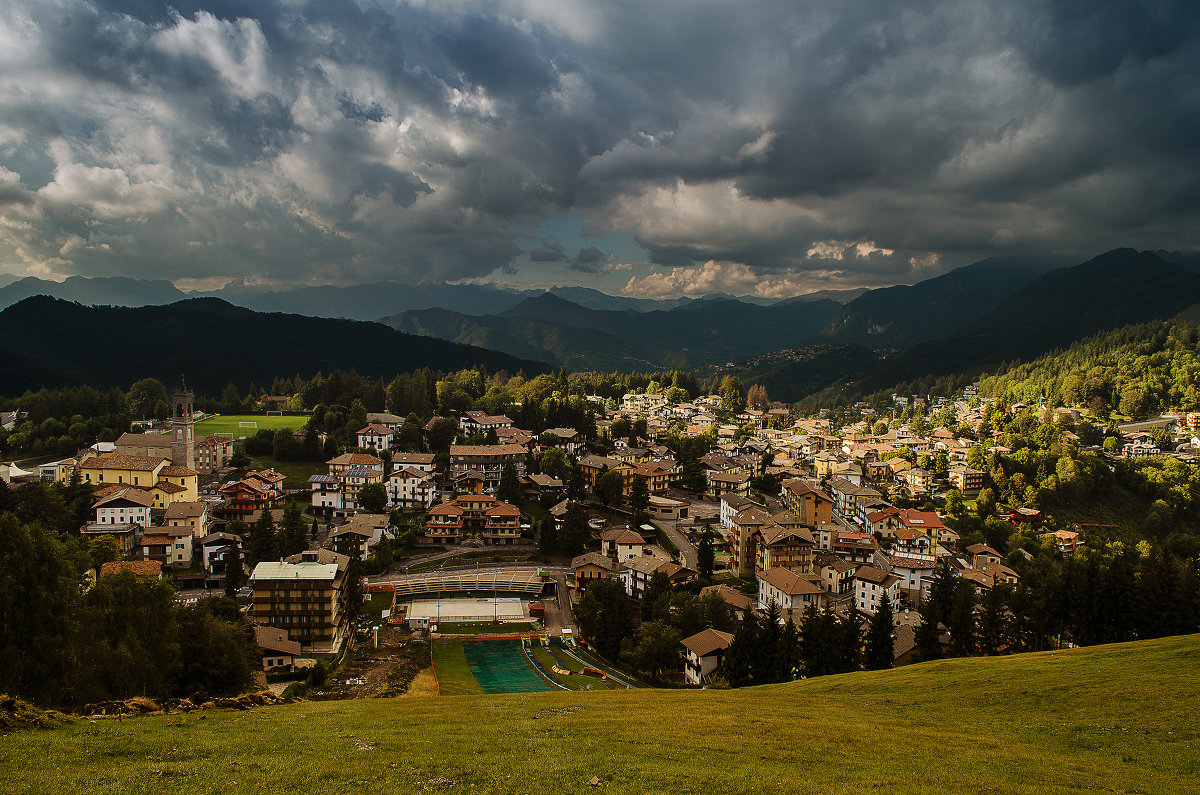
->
[4,635,1198,794]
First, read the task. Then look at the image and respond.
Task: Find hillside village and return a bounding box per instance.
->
[6,368,1198,694]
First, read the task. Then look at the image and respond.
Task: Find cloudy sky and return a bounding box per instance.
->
[0,1,1197,298]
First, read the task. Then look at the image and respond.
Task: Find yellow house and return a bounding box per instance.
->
[78,454,169,488]
[79,455,198,509]
[813,452,839,478]
[158,465,199,501]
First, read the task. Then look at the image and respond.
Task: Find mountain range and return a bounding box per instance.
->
[381,292,846,371]
[0,297,542,396]
[1,247,1198,402]
[821,248,1200,400]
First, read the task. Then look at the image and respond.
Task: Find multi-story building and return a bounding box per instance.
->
[92,487,154,528]
[386,467,438,510]
[423,494,521,544]
[448,444,527,490]
[249,549,351,656]
[216,469,286,520]
[854,565,901,614]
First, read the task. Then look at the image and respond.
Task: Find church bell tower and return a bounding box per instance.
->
[171,377,195,469]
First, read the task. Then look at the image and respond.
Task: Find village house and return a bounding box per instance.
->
[698,583,754,619]
[757,567,829,619]
[163,500,210,539]
[813,552,856,598]
[216,469,285,520]
[355,423,394,453]
[424,494,521,544]
[854,565,902,614]
[571,552,621,591]
[459,410,513,436]
[386,467,438,510]
[255,625,304,673]
[200,532,243,586]
[92,487,154,528]
[99,560,162,578]
[449,443,527,490]
[139,528,194,569]
[621,551,694,599]
[80,521,142,558]
[681,628,736,685]
[779,478,834,526]
[601,527,647,562]
[329,513,387,558]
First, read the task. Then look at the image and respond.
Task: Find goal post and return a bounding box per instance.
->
[265,410,283,417]
[238,421,258,429]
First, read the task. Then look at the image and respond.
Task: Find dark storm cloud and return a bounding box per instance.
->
[529,238,567,262]
[569,246,606,273]
[0,0,1197,289]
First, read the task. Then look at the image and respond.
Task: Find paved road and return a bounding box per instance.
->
[541,574,576,635]
[658,520,698,569]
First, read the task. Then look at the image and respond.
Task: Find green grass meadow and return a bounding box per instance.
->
[430,638,484,696]
[4,635,1199,793]
[194,413,309,438]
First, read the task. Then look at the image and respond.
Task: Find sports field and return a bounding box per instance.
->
[430,637,635,694]
[194,413,309,437]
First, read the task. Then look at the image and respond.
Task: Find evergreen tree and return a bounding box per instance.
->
[640,571,672,621]
[566,466,587,503]
[720,609,760,687]
[573,578,639,661]
[559,502,589,557]
[497,461,522,505]
[249,509,279,564]
[537,517,558,559]
[864,592,895,670]
[697,527,715,581]
[223,542,245,597]
[279,500,308,557]
[977,582,1011,654]
[628,475,650,525]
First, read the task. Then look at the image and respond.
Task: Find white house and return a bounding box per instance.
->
[386,467,438,510]
[308,474,343,511]
[92,487,153,528]
[355,423,394,453]
[601,527,647,562]
[757,567,829,618]
[854,565,901,614]
[681,628,735,685]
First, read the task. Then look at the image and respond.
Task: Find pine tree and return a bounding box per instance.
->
[697,527,715,581]
[864,592,895,669]
[279,500,308,557]
[248,509,278,564]
[497,461,522,505]
[537,517,558,558]
[559,502,588,557]
[223,543,245,597]
[628,475,650,525]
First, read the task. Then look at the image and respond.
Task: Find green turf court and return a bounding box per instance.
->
[462,640,553,694]
[194,413,309,437]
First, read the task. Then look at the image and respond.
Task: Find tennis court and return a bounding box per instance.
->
[461,640,553,693]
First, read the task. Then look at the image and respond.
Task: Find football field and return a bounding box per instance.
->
[194,413,309,437]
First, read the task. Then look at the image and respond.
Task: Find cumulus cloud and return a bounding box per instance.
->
[0,0,1196,290]
[621,260,877,299]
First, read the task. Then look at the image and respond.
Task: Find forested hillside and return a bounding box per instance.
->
[977,319,1200,418]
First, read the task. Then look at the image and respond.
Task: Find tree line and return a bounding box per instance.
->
[0,481,260,707]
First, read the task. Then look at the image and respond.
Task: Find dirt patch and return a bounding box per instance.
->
[309,625,430,700]
[0,694,72,734]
